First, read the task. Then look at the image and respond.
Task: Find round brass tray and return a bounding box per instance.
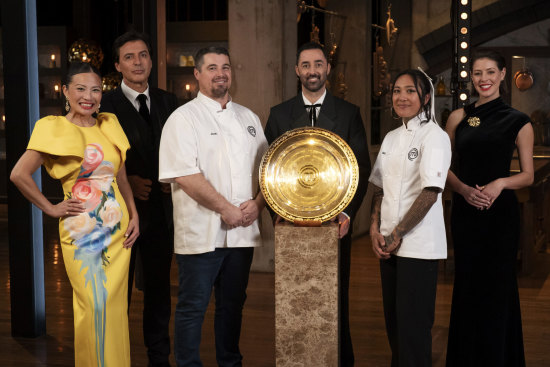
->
[259,127,359,223]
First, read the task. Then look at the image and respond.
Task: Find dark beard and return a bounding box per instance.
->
[210,84,228,99]
[301,74,326,93]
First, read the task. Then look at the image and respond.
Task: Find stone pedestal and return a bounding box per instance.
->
[274,222,339,366]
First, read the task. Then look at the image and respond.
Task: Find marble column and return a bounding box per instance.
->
[274,222,339,366]
[228,0,297,272]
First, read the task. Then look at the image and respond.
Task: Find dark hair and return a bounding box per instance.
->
[112,30,153,63]
[63,61,102,86]
[296,42,328,65]
[390,69,432,122]
[194,46,230,71]
[470,49,507,96]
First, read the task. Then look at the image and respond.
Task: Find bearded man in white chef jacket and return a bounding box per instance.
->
[159,46,268,367]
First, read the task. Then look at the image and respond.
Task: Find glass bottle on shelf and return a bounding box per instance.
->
[436,76,446,96]
[441,101,451,128]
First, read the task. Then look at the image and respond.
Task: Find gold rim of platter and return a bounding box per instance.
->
[259,127,359,223]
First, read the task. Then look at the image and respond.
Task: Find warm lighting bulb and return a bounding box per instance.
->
[2,115,5,122]
[461,0,468,5]
[459,93,468,101]
[51,54,56,61]
[54,84,59,92]
[82,54,87,61]
[461,42,468,49]
[185,84,190,91]
[461,27,468,34]
[461,12,468,20]
[460,56,468,63]
[460,71,468,78]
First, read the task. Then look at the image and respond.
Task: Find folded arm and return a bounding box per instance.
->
[175,173,244,227]
[384,187,440,252]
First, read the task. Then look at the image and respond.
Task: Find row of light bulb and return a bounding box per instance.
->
[459,0,470,102]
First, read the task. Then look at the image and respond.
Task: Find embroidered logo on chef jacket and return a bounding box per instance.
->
[408,148,419,161]
[247,126,256,137]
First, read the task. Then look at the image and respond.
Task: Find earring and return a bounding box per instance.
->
[65,99,70,112]
[96,103,101,114]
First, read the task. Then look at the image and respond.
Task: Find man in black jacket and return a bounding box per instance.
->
[265,41,370,367]
[101,30,178,367]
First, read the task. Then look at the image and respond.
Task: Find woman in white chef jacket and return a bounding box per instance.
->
[369,69,451,367]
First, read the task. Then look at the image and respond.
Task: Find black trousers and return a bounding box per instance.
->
[380,256,439,367]
[340,233,354,367]
[128,201,173,366]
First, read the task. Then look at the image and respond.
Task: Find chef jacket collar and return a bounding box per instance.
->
[403,112,431,131]
[197,91,233,112]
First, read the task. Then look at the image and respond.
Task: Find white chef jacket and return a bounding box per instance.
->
[369,114,451,259]
[159,92,268,255]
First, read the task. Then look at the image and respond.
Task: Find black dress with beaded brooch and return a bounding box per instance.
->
[446,97,530,367]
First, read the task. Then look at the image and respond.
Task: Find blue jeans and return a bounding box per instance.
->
[174,247,254,367]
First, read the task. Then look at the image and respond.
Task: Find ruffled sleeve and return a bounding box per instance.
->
[27,115,86,179]
[96,112,130,164]
[27,115,85,158]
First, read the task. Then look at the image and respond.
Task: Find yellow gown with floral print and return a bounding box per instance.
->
[27,113,131,367]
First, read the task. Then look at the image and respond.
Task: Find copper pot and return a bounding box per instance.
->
[514,69,534,91]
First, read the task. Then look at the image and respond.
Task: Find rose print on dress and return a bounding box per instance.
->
[63,143,123,367]
[82,143,104,172]
[72,179,103,212]
[64,213,97,240]
[99,198,123,228]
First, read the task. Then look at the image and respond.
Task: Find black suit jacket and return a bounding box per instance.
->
[265,91,370,222]
[101,86,179,228]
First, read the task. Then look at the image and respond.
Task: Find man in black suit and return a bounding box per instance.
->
[101,30,178,367]
[265,41,370,367]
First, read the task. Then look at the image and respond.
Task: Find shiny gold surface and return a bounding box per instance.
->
[260,127,358,223]
[67,38,104,69]
[468,116,480,127]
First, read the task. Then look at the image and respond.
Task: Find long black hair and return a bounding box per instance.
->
[391,69,432,123]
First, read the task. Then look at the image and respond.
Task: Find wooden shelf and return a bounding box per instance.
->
[38,67,63,76]
[40,98,64,107]
[167,66,195,75]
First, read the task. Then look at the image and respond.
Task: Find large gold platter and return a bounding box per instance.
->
[260,127,359,223]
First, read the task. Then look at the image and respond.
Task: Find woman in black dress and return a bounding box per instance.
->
[445,50,534,366]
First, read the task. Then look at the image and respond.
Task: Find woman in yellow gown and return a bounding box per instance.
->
[10,62,139,367]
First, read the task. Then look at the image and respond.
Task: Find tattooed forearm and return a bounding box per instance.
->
[392,187,440,239]
[383,233,397,247]
[370,185,383,230]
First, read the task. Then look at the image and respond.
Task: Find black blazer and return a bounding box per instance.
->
[265,91,370,221]
[101,86,178,180]
[101,86,179,227]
